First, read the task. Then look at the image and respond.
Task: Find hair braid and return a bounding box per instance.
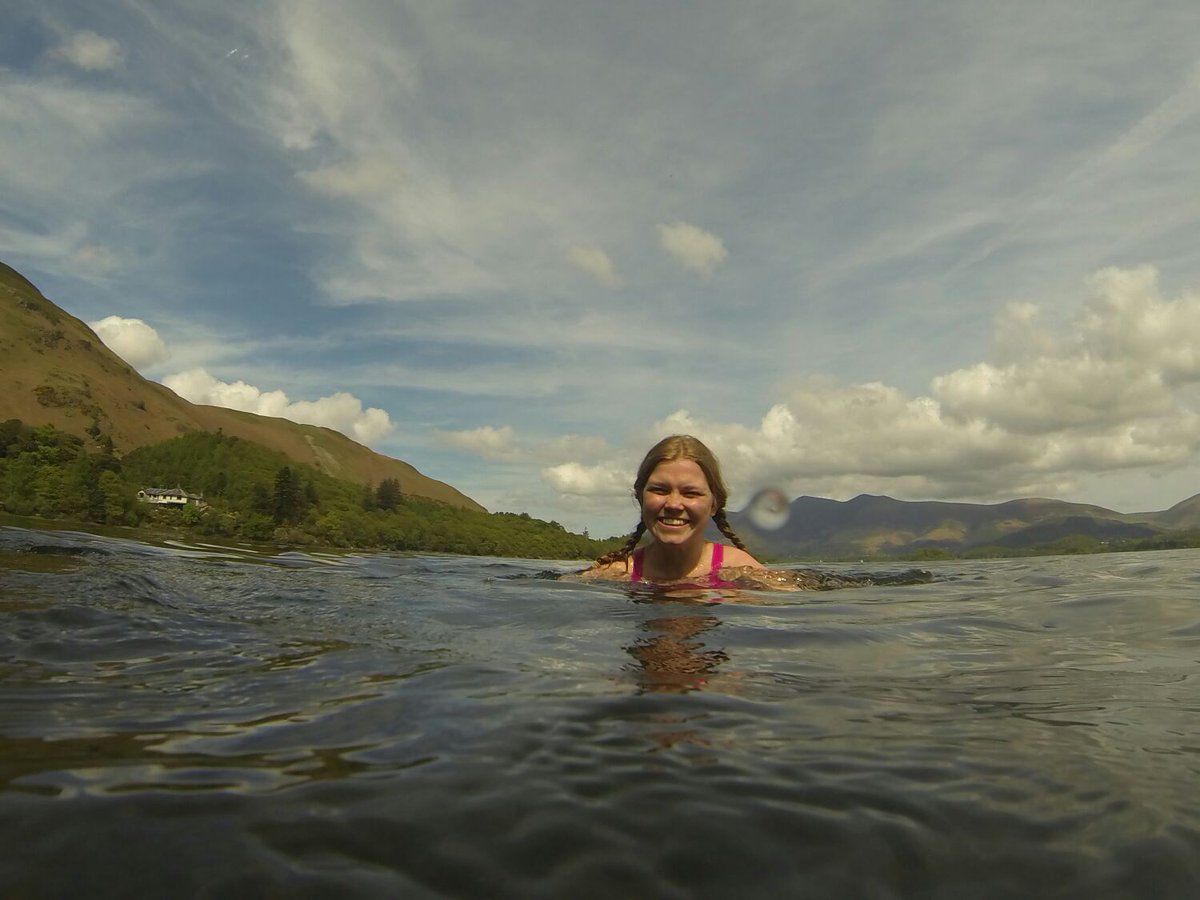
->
[593,520,646,567]
[713,509,750,552]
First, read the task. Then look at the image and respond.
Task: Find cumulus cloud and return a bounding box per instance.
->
[162,368,395,446]
[52,32,125,71]
[932,266,1193,432]
[89,315,169,369]
[659,221,728,276]
[565,245,621,287]
[547,265,1200,509]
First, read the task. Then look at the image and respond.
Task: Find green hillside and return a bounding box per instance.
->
[0,420,620,560]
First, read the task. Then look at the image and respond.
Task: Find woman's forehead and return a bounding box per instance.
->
[647,459,709,484]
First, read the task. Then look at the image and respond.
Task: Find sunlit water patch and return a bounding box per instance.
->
[2,524,1199,898]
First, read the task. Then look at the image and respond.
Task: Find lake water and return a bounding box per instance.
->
[1,523,1199,899]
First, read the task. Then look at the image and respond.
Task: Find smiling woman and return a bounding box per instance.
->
[575,434,765,587]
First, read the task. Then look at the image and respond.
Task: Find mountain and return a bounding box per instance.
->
[727,490,1200,559]
[1143,492,1200,530]
[0,261,484,511]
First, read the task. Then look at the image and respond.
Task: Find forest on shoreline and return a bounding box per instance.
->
[0,419,622,560]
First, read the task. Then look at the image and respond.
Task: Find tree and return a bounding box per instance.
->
[273,465,300,524]
[99,470,128,524]
[376,477,402,511]
[251,482,272,517]
[0,419,24,456]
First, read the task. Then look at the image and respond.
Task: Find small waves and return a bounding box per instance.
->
[3,526,1200,897]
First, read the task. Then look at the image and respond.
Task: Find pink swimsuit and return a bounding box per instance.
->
[630,542,725,587]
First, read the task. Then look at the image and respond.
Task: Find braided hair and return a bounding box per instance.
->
[592,434,751,568]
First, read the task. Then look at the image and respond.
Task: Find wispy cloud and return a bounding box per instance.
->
[433,425,518,460]
[51,32,125,71]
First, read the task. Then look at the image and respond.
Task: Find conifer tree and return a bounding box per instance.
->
[273,465,300,524]
[376,477,402,511]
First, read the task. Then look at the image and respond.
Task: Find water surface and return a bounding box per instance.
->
[2,524,1199,898]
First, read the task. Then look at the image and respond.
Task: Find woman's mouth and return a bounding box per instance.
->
[658,516,688,527]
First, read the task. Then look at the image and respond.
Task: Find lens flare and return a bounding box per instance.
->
[745,488,791,531]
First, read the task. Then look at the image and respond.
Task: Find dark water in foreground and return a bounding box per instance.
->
[1,525,1199,899]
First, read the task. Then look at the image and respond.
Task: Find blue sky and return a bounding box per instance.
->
[4,1,1200,538]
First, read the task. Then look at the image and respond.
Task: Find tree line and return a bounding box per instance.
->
[0,420,621,561]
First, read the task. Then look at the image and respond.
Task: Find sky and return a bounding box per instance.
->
[4,1,1200,538]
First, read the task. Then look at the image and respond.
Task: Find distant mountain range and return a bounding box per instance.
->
[0,261,483,511]
[726,490,1200,559]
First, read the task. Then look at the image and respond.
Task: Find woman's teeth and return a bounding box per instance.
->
[659,517,688,526]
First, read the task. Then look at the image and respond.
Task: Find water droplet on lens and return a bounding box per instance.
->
[746,488,791,531]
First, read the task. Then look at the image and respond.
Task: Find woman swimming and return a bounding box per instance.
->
[574,434,931,594]
[578,434,764,587]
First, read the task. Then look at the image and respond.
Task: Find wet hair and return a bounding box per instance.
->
[593,434,750,567]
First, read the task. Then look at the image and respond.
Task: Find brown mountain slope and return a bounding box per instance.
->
[0,261,484,511]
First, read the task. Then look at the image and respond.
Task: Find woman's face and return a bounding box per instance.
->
[640,459,717,547]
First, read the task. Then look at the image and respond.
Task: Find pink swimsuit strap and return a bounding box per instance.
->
[631,543,724,585]
[710,542,724,575]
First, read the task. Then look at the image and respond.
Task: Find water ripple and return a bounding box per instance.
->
[3,528,1200,897]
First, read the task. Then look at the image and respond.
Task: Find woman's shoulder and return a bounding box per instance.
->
[719,544,764,569]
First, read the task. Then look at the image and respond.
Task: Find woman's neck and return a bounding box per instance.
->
[642,539,709,582]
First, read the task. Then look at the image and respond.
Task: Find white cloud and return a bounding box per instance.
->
[434,425,517,460]
[52,32,125,72]
[162,368,395,446]
[88,315,170,369]
[565,245,621,287]
[932,266,1197,433]
[658,221,727,276]
[542,462,629,498]
[435,426,612,464]
[298,157,401,201]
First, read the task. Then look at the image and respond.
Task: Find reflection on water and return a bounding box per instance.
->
[2,524,1200,898]
[626,610,727,694]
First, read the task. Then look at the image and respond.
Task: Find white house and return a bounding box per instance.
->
[137,486,206,508]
